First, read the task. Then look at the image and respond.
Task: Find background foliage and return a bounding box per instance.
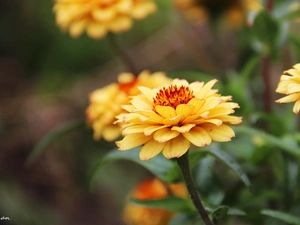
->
[2,0,300,224]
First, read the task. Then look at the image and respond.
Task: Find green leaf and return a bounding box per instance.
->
[252,10,280,48]
[234,126,300,157]
[169,214,200,225]
[227,208,246,216]
[130,196,194,213]
[26,119,85,165]
[90,148,175,188]
[204,146,252,190]
[261,210,300,225]
[212,206,229,220]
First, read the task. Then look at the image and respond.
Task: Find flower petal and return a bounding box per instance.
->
[203,124,235,142]
[276,93,300,103]
[116,133,151,150]
[153,128,180,143]
[176,104,194,117]
[155,105,176,118]
[162,135,190,159]
[139,139,166,160]
[293,100,300,114]
[182,126,212,147]
[171,124,195,133]
[144,125,168,136]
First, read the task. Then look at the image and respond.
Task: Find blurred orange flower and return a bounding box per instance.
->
[86,70,171,141]
[276,63,300,114]
[123,178,187,225]
[53,0,157,39]
[174,0,262,28]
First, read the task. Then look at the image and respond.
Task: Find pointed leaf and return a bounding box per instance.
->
[261,210,300,225]
[212,206,229,220]
[90,148,175,188]
[203,146,252,190]
[234,126,300,157]
[26,119,85,165]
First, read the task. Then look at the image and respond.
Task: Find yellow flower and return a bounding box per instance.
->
[86,70,171,141]
[123,178,187,225]
[115,78,242,160]
[53,0,157,39]
[275,64,300,114]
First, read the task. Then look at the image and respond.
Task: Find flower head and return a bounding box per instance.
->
[123,178,187,225]
[115,78,242,160]
[275,64,300,114]
[53,0,157,39]
[86,70,171,141]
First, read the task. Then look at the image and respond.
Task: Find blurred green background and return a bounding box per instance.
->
[2,0,300,225]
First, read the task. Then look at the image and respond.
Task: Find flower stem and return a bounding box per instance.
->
[177,152,214,225]
[107,32,138,75]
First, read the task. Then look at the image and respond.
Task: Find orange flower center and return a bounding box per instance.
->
[153,85,195,108]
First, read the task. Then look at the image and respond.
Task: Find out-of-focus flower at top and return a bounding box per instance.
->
[173,0,263,28]
[53,0,157,39]
[86,70,171,141]
[123,178,187,225]
[276,64,300,114]
[115,78,242,160]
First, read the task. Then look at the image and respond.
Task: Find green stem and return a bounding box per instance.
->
[107,32,138,75]
[177,152,214,225]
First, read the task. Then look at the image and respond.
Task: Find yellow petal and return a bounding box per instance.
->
[144,125,168,136]
[153,128,180,143]
[139,139,166,160]
[86,22,107,39]
[195,79,218,99]
[92,7,116,21]
[188,98,205,114]
[276,93,300,103]
[293,100,300,114]
[204,124,235,142]
[108,16,132,33]
[182,126,212,147]
[162,135,190,159]
[287,83,300,94]
[102,125,121,141]
[172,79,189,87]
[155,105,176,118]
[122,124,147,135]
[131,98,152,110]
[116,133,151,150]
[163,114,184,126]
[176,104,194,117]
[171,124,195,133]
[131,1,157,19]
[138,86,156,102]
[69,19,86,37]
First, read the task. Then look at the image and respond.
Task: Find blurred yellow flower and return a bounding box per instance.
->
[275,64,300,114]
[53,0,157,39]
[173,0,262,28]
[86,70,171,141]
[123,178,187,225]
[115,78,242,160]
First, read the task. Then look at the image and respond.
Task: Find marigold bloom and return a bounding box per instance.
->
[275,64,300,114]
[53,0,157,39]
[115,78,242,160]
[86,70,171,141]
[123,178,187,225]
